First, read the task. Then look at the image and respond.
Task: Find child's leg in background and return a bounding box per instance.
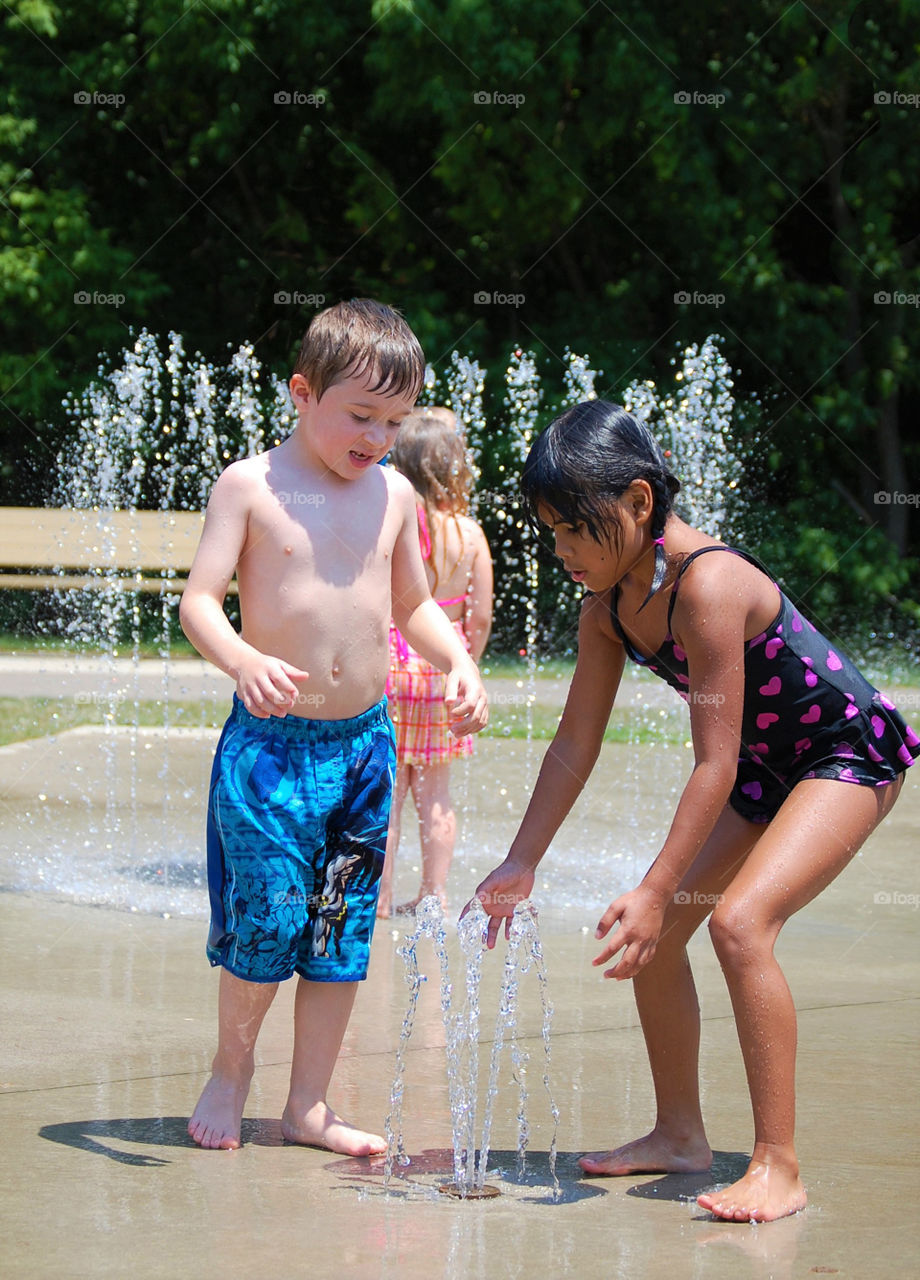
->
[377,762,411,918]
[580,806,762,1178]
[407,760,455,909]
[188,968,279,1149]
[699,774,902,1222]
[282,978,386,1156]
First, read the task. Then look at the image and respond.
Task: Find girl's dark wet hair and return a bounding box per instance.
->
[521,400,681,607]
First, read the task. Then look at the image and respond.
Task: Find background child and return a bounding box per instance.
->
[179,301,488,1153]
[377,412,493,917]
[468,400,917,1222]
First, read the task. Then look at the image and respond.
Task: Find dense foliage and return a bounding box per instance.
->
[1,0,917,647]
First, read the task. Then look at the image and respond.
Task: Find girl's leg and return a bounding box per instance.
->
[580,805,763,1175]
[699,776,903,1222]
[398,761,455,913]
[377,762,411,918]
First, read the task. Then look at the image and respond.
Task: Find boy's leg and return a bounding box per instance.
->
[400,761,454,912]
[377,762,411,918]
[699,775,902,1222]
[189,968,279,1149]
[281,978,386,1156]
[579,805,762,1176]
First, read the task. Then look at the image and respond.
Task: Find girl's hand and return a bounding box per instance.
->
[592,886,669,980]
[460,858,535,949]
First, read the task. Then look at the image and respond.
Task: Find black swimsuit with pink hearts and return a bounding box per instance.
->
[609,545,919,823]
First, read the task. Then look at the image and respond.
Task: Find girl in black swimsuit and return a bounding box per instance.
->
[467,400,917,1223]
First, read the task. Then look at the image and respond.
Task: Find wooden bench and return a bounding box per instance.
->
[0,507,230,593]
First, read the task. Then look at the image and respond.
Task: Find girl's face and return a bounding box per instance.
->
[539,485,652,592]
[539,503,621,592]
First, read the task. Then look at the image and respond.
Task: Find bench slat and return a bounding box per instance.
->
[0,507,205,571]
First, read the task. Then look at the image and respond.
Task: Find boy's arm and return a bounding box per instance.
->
[464,522,493,663]
[389,477,488,735]
[179,465,309,718]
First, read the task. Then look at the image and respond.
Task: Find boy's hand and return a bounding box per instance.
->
[461,858,535,949]
[235,652,311,718]
[592,885,667,980]
[444,662,489,736]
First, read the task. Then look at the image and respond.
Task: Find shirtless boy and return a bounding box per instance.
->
[180,299,488,1153]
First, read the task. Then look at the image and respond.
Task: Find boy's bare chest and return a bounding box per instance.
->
[244,488,397,582]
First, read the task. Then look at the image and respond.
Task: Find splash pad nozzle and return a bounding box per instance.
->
[384,896,559,1202]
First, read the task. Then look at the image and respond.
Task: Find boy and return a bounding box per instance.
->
[180,299,488,1153]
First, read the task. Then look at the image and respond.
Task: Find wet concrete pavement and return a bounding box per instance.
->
[1,662,918,1278]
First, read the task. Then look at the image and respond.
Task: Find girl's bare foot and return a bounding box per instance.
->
[578,1128,713,1176]
[394,896,420,916]
[188,1072,251,1150]
[281,1100,387,1156]
[697,1152,807,1222]
[375,899,392,919]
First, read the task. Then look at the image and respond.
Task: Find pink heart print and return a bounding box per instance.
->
[757,712,779,730]
[871,715,885,739]
[672,643,687,662]
[741,781,763,800]
[765,638,784,660]
[759,676,782,696]
[826,650,843,671]
[800,704,821,724]
[794,737,812,755]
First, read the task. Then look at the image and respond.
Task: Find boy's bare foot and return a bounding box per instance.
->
[281,1100,387,1156]
[578,1129,713,1176]
[697,1155,807,1222]
[395,890,448,916]
[394,897,420,916]
[375,900,392,919]
[188,1073,251,1150]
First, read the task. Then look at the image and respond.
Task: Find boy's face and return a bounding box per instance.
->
[289,369,416,481]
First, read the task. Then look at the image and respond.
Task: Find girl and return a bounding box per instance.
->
[377,413,493,918]
[468,400,917,1222]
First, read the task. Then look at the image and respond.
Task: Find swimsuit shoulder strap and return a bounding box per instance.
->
[666,545,771,632]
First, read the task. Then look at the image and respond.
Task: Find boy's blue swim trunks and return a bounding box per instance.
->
[206,696,395,984]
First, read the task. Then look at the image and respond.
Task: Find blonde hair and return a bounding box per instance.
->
[389,414,473,593]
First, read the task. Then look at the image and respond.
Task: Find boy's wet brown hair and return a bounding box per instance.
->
[294,298,425,402]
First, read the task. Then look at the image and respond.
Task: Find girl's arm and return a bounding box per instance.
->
[464,521,493,662]
[470,594,626,946]
[592,560,747,978]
